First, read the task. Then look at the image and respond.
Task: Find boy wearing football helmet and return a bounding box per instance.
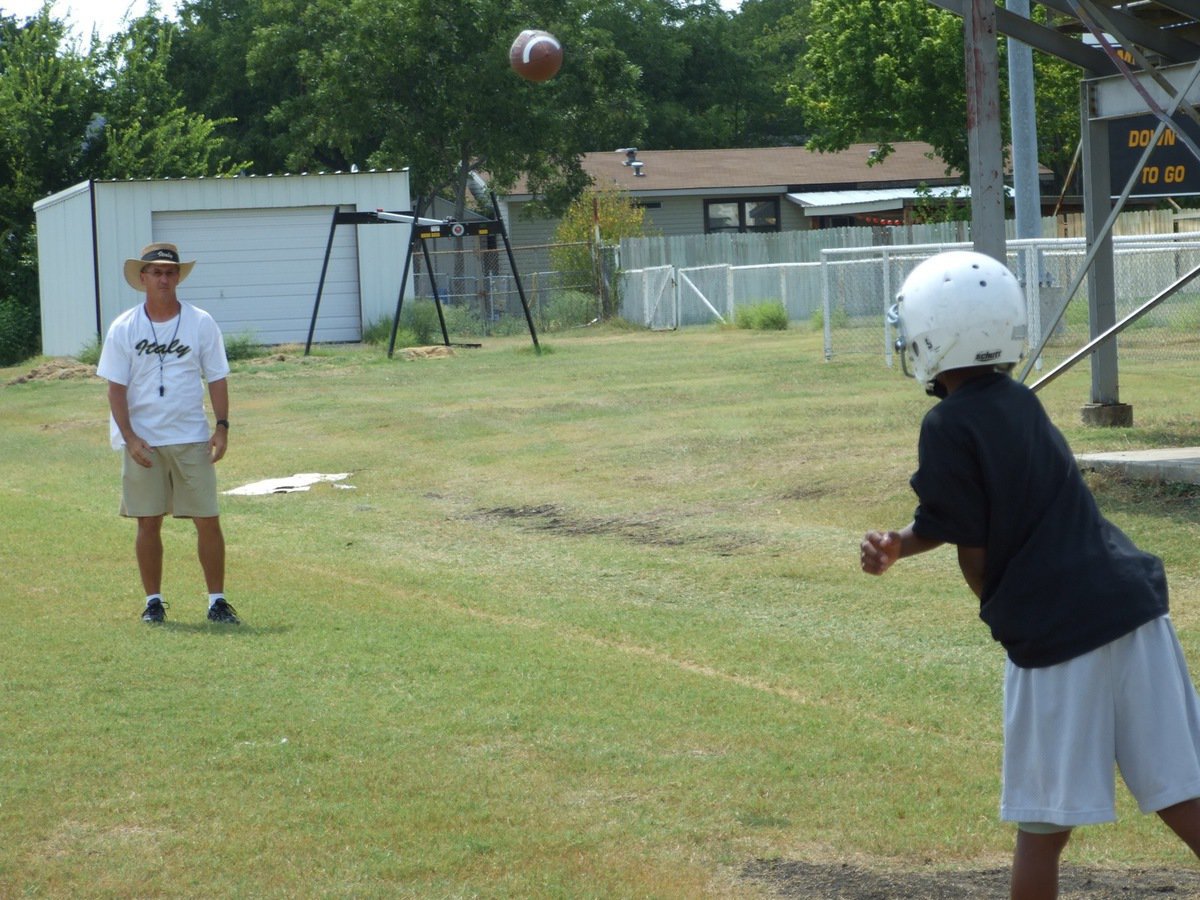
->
[861,250,1200,899]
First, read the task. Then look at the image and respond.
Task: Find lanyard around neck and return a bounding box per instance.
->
[144,304,182,397]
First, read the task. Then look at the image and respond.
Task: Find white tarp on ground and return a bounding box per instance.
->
[225,473,354,495]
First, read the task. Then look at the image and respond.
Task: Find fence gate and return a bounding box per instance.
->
[642,265,677,330]
[677,265,729,325]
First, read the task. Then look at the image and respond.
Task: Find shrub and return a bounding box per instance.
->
[363,315,421,350]
[735,301,789,331]
[400,301,442,345]
[0,296,39,366]
[60,332,262,368]
[361,316,395,346]
[76,335,102,365]
[224,333,264,361]
[539,291,599,331]
[441,303,484,337]
[552,187,657,320]
[810,306,851,330]
[388,327,421,349]
[486,315,530,337]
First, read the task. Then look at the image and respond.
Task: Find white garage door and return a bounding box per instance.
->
[154,206,362,344]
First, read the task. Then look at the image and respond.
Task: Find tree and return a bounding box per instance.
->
[584,0,710,149]
[599,0,809,149]
[242,0,644,218]
[169,0,811,176]
[89,13,248,179]
[1032,49,1084,186]
[170,0,293,175]
[0,4,246,364]
[0,8,98,363]
[729,0,810,146]
[792,0,972,173]
[790,0,1082,186]
[552,186,657,314]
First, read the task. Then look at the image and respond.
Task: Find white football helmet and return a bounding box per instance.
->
[889,250,1027,395]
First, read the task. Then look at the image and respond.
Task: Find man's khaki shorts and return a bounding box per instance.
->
[120,441,218,518]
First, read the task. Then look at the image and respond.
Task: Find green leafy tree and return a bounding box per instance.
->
[791,0,1081,185]
[0,7,98,363]
[792,0,976,174]
[600,0,808,149]
[170,0,293,174]
[648,3,755,148]
[1032,49,1084,186]
[89,13,248,179]
[169,0,810,174]
[552,186,655,316]
[584,0,704,149]
[244,0,643,217]
[0,4,245,365]
[731,0,810,146]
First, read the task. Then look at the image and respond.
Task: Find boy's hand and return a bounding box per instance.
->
[860,530,902,575]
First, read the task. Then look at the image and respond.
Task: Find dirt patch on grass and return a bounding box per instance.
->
[7,361,96,384]
[475,503,754,555]
[781,485,832,501]
[5,355,309,387]
[743,858,1200,898]
[403,345,456,360]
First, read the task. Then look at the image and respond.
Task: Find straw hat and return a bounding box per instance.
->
[123,242,196,291]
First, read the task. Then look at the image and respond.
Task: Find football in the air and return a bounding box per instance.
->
[509,29,563,82]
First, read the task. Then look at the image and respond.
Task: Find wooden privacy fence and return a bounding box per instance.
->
[617,209,1184,273]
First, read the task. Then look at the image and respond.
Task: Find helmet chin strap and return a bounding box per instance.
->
[895,336,911,378]
[889,302,955,399]
[889,303,915,379]
[895,338,943,396]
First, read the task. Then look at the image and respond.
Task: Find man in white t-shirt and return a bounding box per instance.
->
[96,242,240,625]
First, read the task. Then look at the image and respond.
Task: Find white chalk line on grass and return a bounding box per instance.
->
[287,560,1001,751]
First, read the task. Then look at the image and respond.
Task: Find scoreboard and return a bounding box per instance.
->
[1108,113,1200,198]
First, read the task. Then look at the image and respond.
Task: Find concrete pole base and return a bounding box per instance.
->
[1081,403,1133,427]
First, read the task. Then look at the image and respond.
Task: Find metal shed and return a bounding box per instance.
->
[33,169,411,357]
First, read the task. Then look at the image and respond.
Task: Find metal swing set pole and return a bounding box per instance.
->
[488,189,540,354]
[386,229,418,359]
[419,237,453,348]
[307,201,539,357]
[386,229,469,358]
[304,205,343,356]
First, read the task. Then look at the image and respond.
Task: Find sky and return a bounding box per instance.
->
[3,0,181,40]
[4,0,741,42]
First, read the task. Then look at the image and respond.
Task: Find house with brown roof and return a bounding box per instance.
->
[499,141,976,246]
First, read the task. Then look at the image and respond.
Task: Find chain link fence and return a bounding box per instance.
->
[396,238,607,340]
[618,261,828,330]
[819,235,1200,370]
[619,234,1200,370]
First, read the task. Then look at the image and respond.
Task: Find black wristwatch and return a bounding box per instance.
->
[215,419,230,429]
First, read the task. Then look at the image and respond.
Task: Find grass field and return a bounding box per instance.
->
[5,326,1200,898]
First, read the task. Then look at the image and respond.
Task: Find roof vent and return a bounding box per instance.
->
[617,147,646,176]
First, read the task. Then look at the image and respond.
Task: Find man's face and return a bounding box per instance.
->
[140,263,180,299]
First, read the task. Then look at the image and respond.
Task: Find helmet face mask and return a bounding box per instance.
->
[892,251,1028,395]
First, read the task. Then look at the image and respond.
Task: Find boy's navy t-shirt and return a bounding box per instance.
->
[910,372,1167,668]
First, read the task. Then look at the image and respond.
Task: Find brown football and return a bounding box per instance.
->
[509,30,563,82]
